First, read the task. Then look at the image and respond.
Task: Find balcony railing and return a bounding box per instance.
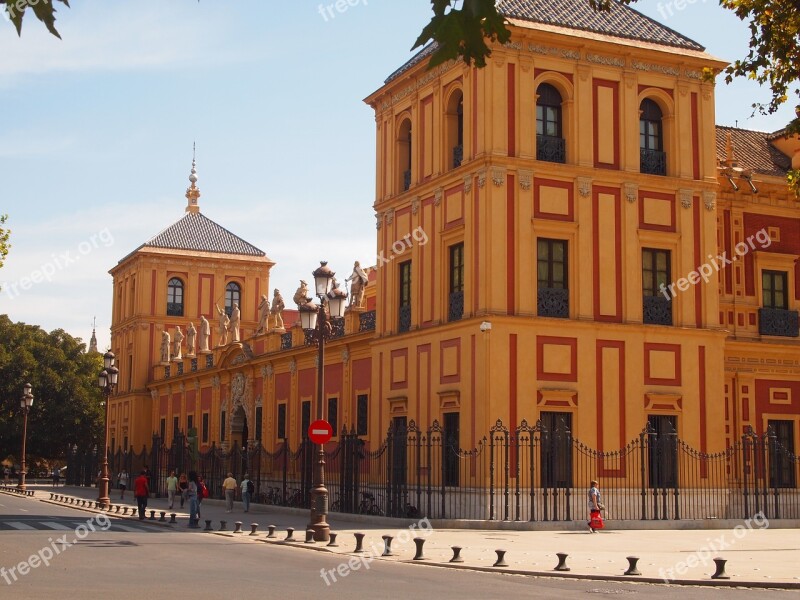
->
[640,148,666,176]
[402,170,411,191]
[449,291,464,322]
[359,310,376,332]
[453,144,463,168]
[759,307,800,337]
[536,135,566,164]
[166,303,184,317]
[280,332,293,350]
[643,295,673,326]
[398,305,411,333]
[537,287,569,318]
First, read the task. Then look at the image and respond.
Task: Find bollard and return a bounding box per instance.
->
[50,493,54,500]
[204,520,213,531]
[382,535,394,557]
[266,525,276,539]
[450,546,465,563]
[159,512,166,522]
[305,529,315,544]
[327,532,339,547]
[493,549,509,568]
[115,506,120,514]
[711,558,730,580]
[170,513,177,524]
[233,522,243,534]
[79,500,85,506]
[554,552,570,572]
[353,532,366,553]
[249,523,258,536]
[149,510,156,520]
[412,537,427,561]
[624,556,641,576]
[122,506,129,515]
[285,527,295,542]
[219,520,227,531]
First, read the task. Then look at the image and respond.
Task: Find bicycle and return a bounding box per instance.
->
[357,491,383,516]
[284,487,303,507]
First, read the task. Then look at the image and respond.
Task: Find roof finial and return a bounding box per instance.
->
[88,316,98,354]
[185,142,201,213]
[725,132,738,168]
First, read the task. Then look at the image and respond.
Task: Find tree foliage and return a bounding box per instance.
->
[3,0,69,38]
[0,214,9,273]
[0,315,103,463]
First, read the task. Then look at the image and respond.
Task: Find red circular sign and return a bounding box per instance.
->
[308,419,333,445]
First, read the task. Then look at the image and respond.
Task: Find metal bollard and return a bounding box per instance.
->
[450,546,464,563]
[624,556,641,576]
[711,558,730,580]
[554,552,570,572]
[305,529,315,544]
[249,523,258,536]
[159,511,166,522]
[50,493,54,500]
[327,532,339,547]
[115,506,120,513]
[285,527,295,542]
[382,535,394,557]
[122,506,129,515]
[412,537,427,561]
[204,520,213,531]
[149,510,156,520]
[233,522,243,534]
[493,549,509,567]
[170,513,177,524]
[219,520,227,531]
[353,532,366,553]
[266,524,276,538]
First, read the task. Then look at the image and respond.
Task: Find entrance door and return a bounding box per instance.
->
[540,412,572,488]
[647,415,678,489]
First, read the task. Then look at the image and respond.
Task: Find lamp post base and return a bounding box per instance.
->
[307,447,330,542]
[97,476,110,509]
[17,471,26,492]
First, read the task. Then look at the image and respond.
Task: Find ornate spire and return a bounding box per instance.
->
[88,316,98,354]
[185,142,201,213]
[724,132,738,168]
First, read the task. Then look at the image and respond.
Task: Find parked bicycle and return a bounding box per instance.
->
[357,491,383,516]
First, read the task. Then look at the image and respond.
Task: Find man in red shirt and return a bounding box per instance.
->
[134,470,149,520]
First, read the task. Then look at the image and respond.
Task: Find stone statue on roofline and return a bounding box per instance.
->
[293,280,310,307]
[185,322,197,357]
[230,302,241,343]
[198,315,211,353]
[257,294,270,335]
[346,260,369,309]
[160,330,171,364]
[271,288,285,331]
[215,303,229,347]
[172,325,184,361]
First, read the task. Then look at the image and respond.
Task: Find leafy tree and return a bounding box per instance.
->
[0,315,103,463]
[0,214,9,277]
[3,0,69,38]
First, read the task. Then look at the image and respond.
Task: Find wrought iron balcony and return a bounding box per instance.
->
[402,170,411,191]
[166,303,183,317]
[191,358,198,372]
[759,307,800,337]
[398,305,411,333]
[537,287,569,318]
[280,332,293,350]
[449,291,464,322]
[359,310,376,332]
[640,148,666,176]
[332,319,345,338]
[164,366,171,379]
[453,144,463,168]
[205,354,214,368]
[643,295,673,326]
[177,362,184,376]
[536,135,566,164]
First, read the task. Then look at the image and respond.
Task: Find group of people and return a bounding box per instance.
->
[221,472,254,513]
[117,468,210,521]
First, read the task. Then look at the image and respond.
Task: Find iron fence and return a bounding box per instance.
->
[66,419,800,521]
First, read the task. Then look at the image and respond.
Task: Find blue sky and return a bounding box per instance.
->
[0,0,795,352]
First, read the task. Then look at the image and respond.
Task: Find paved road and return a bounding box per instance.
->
[0,493,794,599]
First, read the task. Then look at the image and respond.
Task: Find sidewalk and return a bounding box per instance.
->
[18,484,800,589]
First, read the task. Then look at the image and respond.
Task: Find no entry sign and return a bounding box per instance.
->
[308,419,333,445]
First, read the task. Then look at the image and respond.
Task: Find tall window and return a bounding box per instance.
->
[447,90,464,169]
[167,278,184,316]
[537,238,569,318]
[536,83,565,163]
[173,416,180,436]
[763,270,788,310]
[357,394,369,436]
[449,243,464,322]
[327,398,338,438]
[540,412,573,488]
[225,282,241,317]
[398,119,412,192]
[443,412,460,487]
[759,270,798,336]
[768,420,796,488]
[398,260,412,332]
[202,413,209,443]
[220,411,226,442]
[640,99,666,175]
[277,404,287,440]
[187,415,194,433]
[642,248,672,325]
[301,401,311,439]
[647,415,678,489]
[127,355,133,391]
[255,406,263,441]
[159,418,166,443]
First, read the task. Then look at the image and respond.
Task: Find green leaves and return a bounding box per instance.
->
[4,0,70,38]
[0,214,10,280]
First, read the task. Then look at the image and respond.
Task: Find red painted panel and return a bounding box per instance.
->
[201,387,211,411]
[160,395,168,416]
[743,213,800,299]
[592,186,623,322]
[275,372,291,401]
[420,95,432,181]
[473,178,480,311]
[325,363,343,396]
[507,175,516,315]
[643,343,682,386]
[638,190,675,232]
[150,270,157,315]
[508,63,516,157]
[596,340,626,473]
[299,368,315,398]
[698,346,707,477]
[754,380,800,428]
[691,93,700,180]
[390,348,409,391]
[509,333,517,475]
[534,178,574,222]
[693,197,702,327]
[186,390,196,414]
[439,338,461,385]
[198,274,215,319]
[352,358,371,390]
[592,79,620,170]
[536,336,578,382]
[723,210,733,294]
[416,344,432,426]
[472,68,478,158]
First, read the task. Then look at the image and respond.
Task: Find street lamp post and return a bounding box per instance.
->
[17,383,34,491]
[299,261,347,542]
[97,352,119,509]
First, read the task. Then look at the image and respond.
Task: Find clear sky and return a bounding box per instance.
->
[0,0,795,352]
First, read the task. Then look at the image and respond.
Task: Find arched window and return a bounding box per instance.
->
[398,118,412,192]
[167,278,184,316]
[446,90,464,169]
[536,83,565,163]
[640,99,666,175]
[225,282,241,317]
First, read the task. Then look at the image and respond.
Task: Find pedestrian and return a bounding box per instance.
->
[588,479,603,533]
[51,467,60,487]
[197,475,207,518]
[222,472,237,513]
[134,470,149,520]
[3,466,9,483]
[143,465,152,496]
[118,470,129,500]
[166,470,178,509]
[186,471,200,528]
[178,473,188,508]
[241,474,253,513]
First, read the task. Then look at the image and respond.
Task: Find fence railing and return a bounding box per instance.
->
[66,420,800,521]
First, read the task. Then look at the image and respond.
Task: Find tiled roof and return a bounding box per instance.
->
[385,0,703,84]
[715,126,792,178]
[140,211,266,257]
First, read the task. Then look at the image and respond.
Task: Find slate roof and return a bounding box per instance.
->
[139,211,266,257]
[385,0,704,84]
[716,126,792,178]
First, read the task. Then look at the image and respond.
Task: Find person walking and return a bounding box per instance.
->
[241,474,253,513]
[118,470,129,500]
[197,475,207,518]
[134,470,149,520]
[166,470,178,509]
[178,473,188,508]
[588,479,603,533]
[186,471,200,528]
[222,472,237,513]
